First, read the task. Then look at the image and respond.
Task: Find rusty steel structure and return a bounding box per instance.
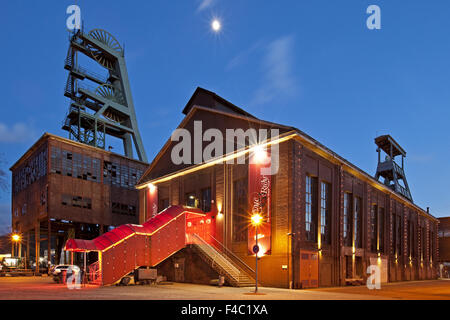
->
[63,28,147,162]
[375,135,413,202]
[10,28,150,272]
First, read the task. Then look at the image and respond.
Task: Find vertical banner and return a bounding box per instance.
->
[248,148,272,255]
[147,185,158,219]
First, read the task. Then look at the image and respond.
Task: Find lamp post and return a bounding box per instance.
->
[251,213,263,293]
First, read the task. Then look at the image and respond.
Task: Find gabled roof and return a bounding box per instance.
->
[182,87,257,119]
[137,105,295,185]
[137,87,437,222]
[375,135,406,157]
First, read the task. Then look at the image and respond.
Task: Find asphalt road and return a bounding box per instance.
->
[0,276,448,300]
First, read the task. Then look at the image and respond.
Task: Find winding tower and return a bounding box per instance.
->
[374,135,412,202]
[63,28,147,162]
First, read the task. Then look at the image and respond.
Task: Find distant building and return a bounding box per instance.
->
[10,133,147,268]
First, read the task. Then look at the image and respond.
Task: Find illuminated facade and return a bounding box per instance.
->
[137,87,439,288]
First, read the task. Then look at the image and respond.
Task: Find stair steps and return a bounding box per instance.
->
[191,234,255,287]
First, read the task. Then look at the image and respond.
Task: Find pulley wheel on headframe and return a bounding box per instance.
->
[88,29,123,70]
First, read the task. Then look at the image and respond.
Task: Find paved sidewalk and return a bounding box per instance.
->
[0,276,448,300]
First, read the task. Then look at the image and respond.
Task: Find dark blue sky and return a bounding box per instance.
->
[1,0,449,232]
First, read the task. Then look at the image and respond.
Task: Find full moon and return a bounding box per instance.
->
[211,19,221,32]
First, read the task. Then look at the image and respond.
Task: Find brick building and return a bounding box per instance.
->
[438,217,450,278]
[136,87,439,288]
[10,133,147,267]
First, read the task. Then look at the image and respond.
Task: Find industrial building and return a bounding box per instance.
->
[12,26,439,287]
[131,87,439,288]
[10,133,147,267]
[10,28,148,269]
[438,217,450,278]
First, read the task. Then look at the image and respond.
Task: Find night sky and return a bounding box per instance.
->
[1,0,449,233]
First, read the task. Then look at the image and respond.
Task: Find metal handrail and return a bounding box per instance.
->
[70,63,109,84]
[191,234,241,280]
[88,261,101,284]
[392,161,404,176]
[206,233,256,277]
[77,81,98,93]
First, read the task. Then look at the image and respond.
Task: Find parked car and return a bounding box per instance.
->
[50,265,71,276]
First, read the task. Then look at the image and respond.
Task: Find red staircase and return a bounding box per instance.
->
[65,205,214,285]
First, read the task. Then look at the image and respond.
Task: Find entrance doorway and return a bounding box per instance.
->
[174,258,185,282]
[299,250,319,288]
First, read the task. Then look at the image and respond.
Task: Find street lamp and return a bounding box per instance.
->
[11,233,21,257]
[251,213,263,293]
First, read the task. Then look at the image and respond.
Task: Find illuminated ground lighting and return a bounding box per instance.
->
[211,19,221,32]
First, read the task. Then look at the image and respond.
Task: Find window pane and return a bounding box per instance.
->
[354,197,362,248]
[320,182,331,244]
[305,176,317,242]
[233,178,248,242]
[344,193,352,247]
[201,188,212,212]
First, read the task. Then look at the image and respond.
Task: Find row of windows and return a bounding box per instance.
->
[61,194,92,209]
[305,174,434,261]
[13,204,27,217]
[112,202,137,216]
[103,161,143,189]
[152,173,435,260]
[51,147,101,182]
[13,149,47,195]
[50,147,144,189]
[393,209,434,261]
[184,188,212,213]
[156,187,212,218]
[60,194,138,215]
